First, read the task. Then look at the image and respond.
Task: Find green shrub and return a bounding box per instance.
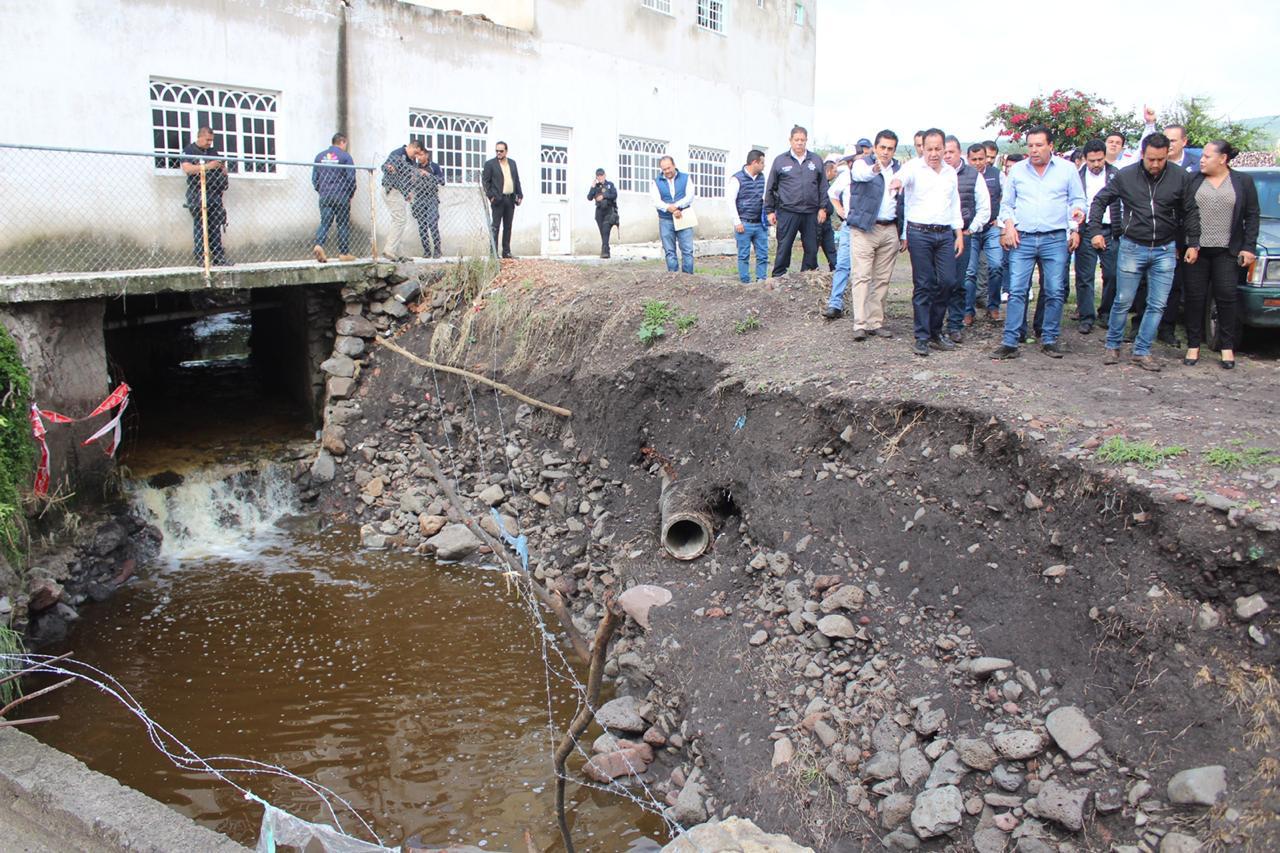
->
[0,324,32,566]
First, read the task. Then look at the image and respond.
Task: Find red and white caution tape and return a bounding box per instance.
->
[29,383,131,496]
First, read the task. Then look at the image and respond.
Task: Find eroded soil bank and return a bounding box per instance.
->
[299,259,1280,851]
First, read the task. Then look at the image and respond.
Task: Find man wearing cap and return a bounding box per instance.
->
[587,168,619,258]
[856,138,873,157]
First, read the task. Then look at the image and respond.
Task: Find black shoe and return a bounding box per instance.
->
[1078,322,1093,335]
[912,340,930,357]
[1041,342,1065,358]
[928,336,956,351]
[990,345,1020,360]
[212,257,234,267]
[948,329,965,344]
[822,307,843,320]
[871,328,894,338]
[432,250,443,259]
[1157,329,1178,347]
[502,252,515,259]
[852,329,867,342]
[1221,359,1236,370]
[600,252,610,259]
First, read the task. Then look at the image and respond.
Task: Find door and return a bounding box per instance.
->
[539,125,572,255]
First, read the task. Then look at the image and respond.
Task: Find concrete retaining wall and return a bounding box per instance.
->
[0,727,248,852]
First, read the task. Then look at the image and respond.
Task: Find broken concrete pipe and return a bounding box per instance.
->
[659,474,715,561]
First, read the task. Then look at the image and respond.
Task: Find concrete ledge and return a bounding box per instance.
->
[0,727,248,852]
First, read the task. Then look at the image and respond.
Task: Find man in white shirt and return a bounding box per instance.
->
[942,136,991,341]
[889,128,964,357]
[650,156,696,273]
[1075,139,1120,334]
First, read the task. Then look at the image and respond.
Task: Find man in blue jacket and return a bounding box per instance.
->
[312,134,357,262]
[764,126,829,276]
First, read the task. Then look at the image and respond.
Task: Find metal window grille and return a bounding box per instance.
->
[540,144,568,198]
[688,146,727,198]
[641,0,672,14]
[794,2,806,25]
[697,0,725,33]
[150,80,279,174]
[408,110,490,185]
[617,136,667,193]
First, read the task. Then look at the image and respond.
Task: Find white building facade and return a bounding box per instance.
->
[1,0,817,259]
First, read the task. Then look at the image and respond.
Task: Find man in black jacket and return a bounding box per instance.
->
[180,127,231,266]
[380,139,423,261]
[482,142,523,258]
[587,168,619,258]
[1088,133,1200,371]
[763,126,829,276]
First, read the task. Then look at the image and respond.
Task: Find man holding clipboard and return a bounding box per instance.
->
[651,155,696,273]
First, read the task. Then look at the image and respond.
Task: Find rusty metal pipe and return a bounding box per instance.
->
[659,474,714,561]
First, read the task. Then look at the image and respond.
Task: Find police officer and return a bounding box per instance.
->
[587,168,619,258]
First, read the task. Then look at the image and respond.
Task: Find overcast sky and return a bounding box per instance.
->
[813,0,1280,150]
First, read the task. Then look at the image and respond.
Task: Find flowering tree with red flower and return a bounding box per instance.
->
[987,89,1141,151]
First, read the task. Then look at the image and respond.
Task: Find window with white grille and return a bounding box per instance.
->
[540,145,569,198]
[642,0,672,14]
[618,136,667,193]
[697,0,725,33]
[409,110,490,185]
[688,146,728,198]
[150,79,279,174]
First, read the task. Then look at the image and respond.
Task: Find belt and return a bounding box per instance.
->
[875,219,897,226]
[908,222,951,233]
[1019,229,1066,236]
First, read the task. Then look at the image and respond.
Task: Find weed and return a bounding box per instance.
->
[0,625,23,706]
[639,300,696,346]
[1094,436,1187,468]
[675,313,697,334]
[735,314,762,335]
[1203,446,1279,471]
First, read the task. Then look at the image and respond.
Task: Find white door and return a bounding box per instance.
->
[539,125,572,255]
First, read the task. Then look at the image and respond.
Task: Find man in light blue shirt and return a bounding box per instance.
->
[992,125,1086,360]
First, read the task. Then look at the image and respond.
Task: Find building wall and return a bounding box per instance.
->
[0,0,815,257]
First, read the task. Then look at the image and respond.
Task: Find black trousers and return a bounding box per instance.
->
[490,194,516,255]
[772,209,819,276]
[595,210,613,256]
[1159,254,1188,333]
[1183,246,1240,350]
[819,218,838,271]
[190,201,226,262]
[415,213,441,257]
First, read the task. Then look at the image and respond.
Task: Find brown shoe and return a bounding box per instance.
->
[312,244,328,263]
[963,314,974,327]
[988,308,1002,322]
[338,253,356,262]
[1103,348,1119,365]
[1131,354,1162,372]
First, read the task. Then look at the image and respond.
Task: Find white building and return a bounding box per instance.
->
[0,0,817,260]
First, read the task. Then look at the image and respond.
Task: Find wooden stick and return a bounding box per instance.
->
[0,715,60,728]
[412,434,591,665]
[553,597,623,853]
[0,677,75,717]
[200,166,211,282]
[376,337,572,418]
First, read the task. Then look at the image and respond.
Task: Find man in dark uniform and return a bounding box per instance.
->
[411,149,446,258]
[588,168,619,258]
[180,126,231,266]
[763,125,829,276]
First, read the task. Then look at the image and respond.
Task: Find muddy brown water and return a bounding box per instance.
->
[29,520,665,850]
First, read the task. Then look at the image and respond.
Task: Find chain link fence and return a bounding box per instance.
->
[0,143,495,278]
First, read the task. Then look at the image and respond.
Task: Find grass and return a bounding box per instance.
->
[0,624,23,707]
[637,300,696,346]
[1094,436,1188,467]
[0,324,33,568]
[1203,445,1279,471]
[735,314,762,335]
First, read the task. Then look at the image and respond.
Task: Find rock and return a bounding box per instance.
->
[530,491,552,507]
[772,736,795,768]
[872,718,906,753]
[1094,787,1123,814]
[327,376,356,399]
[992,764,1024,792]
[382,298,410,319]
[994,730,1045,760]
[899,747,931,788]
[949,444,969,460]
[583,746,650,782]
[1167,765,1227,806]
[425,524,481,560]
[27,577,64,612]
[660,817,814,853]
[321,428,346,456]
[478,484,506,506]
[360,526,387,550]
[1160,832,1204,853]
[817,614,856,639]
[1195,603,1221,630]
[335,315,376,338]
[418,514,447,536]
[310,451,336,483]
[618,585,672,630]
[864,751,900,781]
[1235,594,1268,621]
[963,657,1014,677]
[1045,706,1102,759]
[814,719,839,749]
[925,749,968,789]
[911,785,964,839]
[881,792,914,829]
[320,354,356,378]
[914,707,946,736]
[820,584,866,612]
[1031,779,1089,831]
[333,335,365,357]
[595,696,647,734]
[955,738,999,771]
[749,630,768,646]
[973,828,1007,853]
[883,829,921,851]
[1024,491,1044,510]
[669,779,708,825]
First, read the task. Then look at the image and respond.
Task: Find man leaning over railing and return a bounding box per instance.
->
[180,126,232,266]
[380,139,423,262]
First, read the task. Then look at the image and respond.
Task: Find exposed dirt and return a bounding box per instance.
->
[316,258,1280,852]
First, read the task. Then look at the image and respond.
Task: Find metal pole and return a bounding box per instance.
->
[199,167,211,282]
[369,167,379,261]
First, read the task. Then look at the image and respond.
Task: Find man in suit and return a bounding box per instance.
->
[1075,139,1123,334]
[482,141,522,258]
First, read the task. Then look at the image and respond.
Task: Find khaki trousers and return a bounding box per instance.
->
[850,223,901,331]
[382,188,411,257]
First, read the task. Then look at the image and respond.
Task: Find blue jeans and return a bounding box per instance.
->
[1073,232,1117,325]
[906,227,955,342]
[659,217,695,273]
[316,196,352,253]
[1001,230,1068,348]
[1107,238,1176,356]
[735,222,768,282]
[945,232,975,332]
[826,226,852,310]
[967,227,1006,309]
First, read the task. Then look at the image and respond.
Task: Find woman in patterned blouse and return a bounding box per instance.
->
[1184,141,1260,369]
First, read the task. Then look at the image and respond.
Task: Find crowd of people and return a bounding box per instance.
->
[179,116,1260,371]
